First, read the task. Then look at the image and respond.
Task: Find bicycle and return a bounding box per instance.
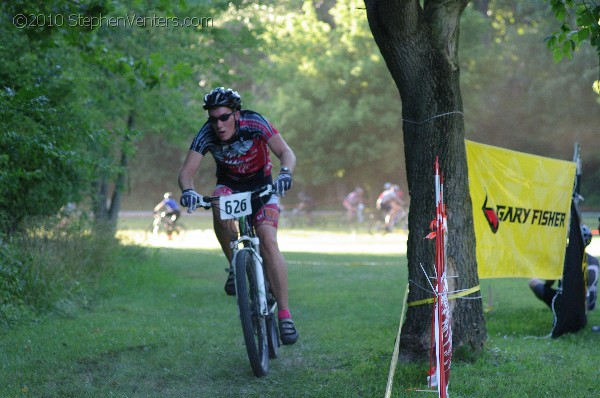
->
[367,206,408,234]
[197,185,280,377]
[151,211,184,239]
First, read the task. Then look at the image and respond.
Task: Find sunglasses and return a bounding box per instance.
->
[208,111,236,124]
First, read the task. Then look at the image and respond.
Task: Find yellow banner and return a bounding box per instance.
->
[466,140,576,279]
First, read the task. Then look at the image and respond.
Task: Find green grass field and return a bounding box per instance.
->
[1,216,600,397]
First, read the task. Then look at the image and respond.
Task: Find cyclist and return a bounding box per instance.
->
[529,224,598,310]
[177,87,298,345]
[343,187,365,224]
[153,192,181,238]
[376,183,405,232]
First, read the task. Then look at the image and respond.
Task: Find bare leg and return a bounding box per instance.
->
[256,222,298,344]
[212,208,234,262]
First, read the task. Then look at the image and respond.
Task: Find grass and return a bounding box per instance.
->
[0,215,120,328]
[1,219,600,397]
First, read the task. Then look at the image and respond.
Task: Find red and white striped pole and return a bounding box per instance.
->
[434,156,451,398]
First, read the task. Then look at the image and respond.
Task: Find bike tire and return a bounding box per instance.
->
[235,249,269,377]
[264,277,279,359]
[266,313,279,359]
[173,222,185,237]
[368,220,385,235]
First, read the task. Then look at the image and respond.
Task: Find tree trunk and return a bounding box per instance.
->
[93,111,134,234]
[365,0,486,361]
[107,113,134,225]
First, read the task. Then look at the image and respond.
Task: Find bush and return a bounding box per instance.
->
[0,241,32,326]
[0,213,121,329]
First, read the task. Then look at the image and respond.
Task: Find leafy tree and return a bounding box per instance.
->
[120,0,599,211]
[460,1,600,205]
[0,1,106,235]
[545,0,600,204]
[231,1,406,204]
[77,1,189,230]
[546,0,600,94]
[364,0,487,360]
[0,0,229,233]
[124,1,270,209]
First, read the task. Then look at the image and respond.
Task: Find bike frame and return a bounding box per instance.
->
[199,184,280,376]
[230,216,269,316]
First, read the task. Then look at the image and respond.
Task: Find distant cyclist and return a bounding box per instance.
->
[376,183,405,232]
[153,192,181,238]
[154,192,181,221]
[177,87,298,345]
[343,187,365,224]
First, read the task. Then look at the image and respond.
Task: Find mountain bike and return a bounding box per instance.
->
[199,185,280,377]
[151,211,184,239]
[367,206,408,234]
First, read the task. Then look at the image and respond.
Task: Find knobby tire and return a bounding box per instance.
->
[266,302,279,359]
[235,249,269,377]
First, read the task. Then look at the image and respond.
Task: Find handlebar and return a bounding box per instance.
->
[203,184,274,206]
[187,184,275,213]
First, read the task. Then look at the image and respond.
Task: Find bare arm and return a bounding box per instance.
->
[178,150,204,191]
[153,200,165,212]
[268,134,296,173]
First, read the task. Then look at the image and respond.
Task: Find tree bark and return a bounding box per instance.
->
[92,111,134,234]
[365,0,486,361]
[107,112,134,225]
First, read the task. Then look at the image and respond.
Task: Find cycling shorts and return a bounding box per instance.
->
[381,203,392,212]
[212,185,280,228]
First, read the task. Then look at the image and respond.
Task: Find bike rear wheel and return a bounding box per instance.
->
[368,220,385,235]
[266,292,280,359]
[235,249,269,377]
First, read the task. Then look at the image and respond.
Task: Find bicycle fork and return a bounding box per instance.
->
[231,236,269,316]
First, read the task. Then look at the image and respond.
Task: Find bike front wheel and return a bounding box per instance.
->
[235,249,269,377]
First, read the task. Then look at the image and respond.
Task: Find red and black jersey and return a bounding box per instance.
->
[190,110,278,190]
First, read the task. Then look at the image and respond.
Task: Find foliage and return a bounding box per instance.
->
[0,0,263,328]
[0,240,33,326]
[196,1,269,93]
[3,0,600,223]
[0,0,236,233]
[2,0,600,328]
[225,1,404,197]
[460,1,599,207]
[177,0,599,209]
[0,213,120,329]
[546,0,600,94]
[0,1,102,234]
[0,115,91,234]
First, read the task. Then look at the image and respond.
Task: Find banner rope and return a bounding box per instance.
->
[407,285,481,307]
[384,283,410,398]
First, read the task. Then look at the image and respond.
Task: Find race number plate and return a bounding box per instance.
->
[220,192,252,220]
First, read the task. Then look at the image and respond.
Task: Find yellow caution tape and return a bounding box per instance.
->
[407,285,481,307]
